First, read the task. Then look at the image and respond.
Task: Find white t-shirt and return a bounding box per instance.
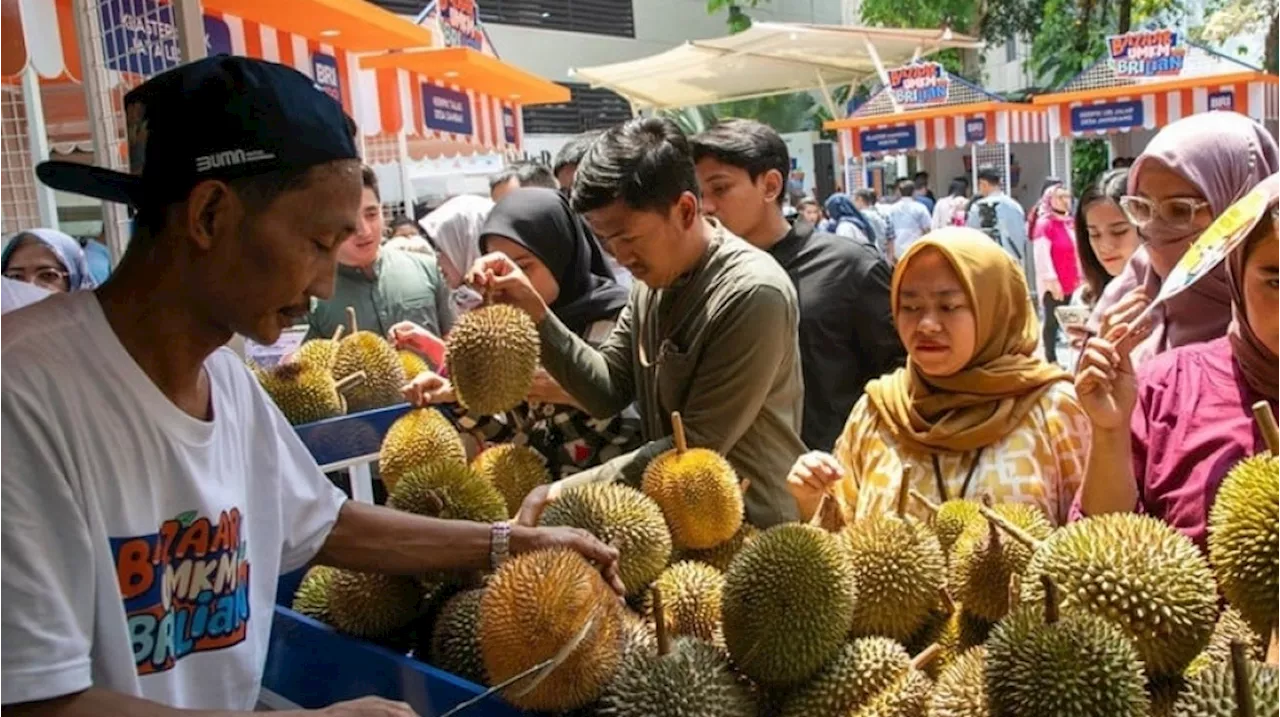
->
[1,277,51,314]
[1,292,347,710]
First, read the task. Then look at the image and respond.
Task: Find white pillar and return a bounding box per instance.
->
[397,130,414,218]
[72,0,128,261]
[21,67,58,230]
[173,0,207,63]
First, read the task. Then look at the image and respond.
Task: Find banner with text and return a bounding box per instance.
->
[1107,29,1186,78]
[860,126,918,153]
[1070,100,1144,133]
[100,0,248,76]
[422,85,474,136]
[440,0,483,51]
[502,106,517,144]
[887,62,950,107]
[965,117,987,143]
[312,54,342,103]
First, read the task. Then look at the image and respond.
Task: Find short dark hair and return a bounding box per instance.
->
[572,116,699,214]
[977,167,1002,186]
[913,171,929,181]
[690,119,790,206]
[947,177,969,197]
[362,165,379,201]
[490,161,557,191]
[553,130,605,175]
[897,180,915,197]
[853,188,876,205]
[389,214,420,233]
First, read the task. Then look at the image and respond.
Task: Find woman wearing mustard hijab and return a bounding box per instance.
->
[787,227,1090,526]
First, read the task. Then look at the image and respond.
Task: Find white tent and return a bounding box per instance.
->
[570,23,982,112]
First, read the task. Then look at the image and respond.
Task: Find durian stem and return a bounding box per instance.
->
[652,585,671,657]
[334,371,367,395]
[976,504,1044,551]
[671,411,687,454]
[1251,401,1279,457]
[739,478,751,495]
[1040,574,1060,626]
[331,324,346,342]
[908,488,940,515]
[894,473,911,518]
[911,643,943,671]
[1008,573,1022,612]
[938,587,956,614]
[1230,641,1256,717]
[346,306,358,335]
[809,493,831,527]
[1267,629,1278,667]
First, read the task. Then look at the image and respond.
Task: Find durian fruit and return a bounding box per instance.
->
[255,360,364,425]
[721,523,857,687]
[642,560,724,644]
[428,588,487,686]
[387,461,508,524]
[619,610,658,661]
[596,585,754,717]
[1186,606,1266,678]
[948,503,1052,622]
[841,510,945,642]
[906,590,992,677]
[446,304,540,416]
[1172,642,1280,717]
[378,407,467,493]
[675,522,758,572]
[478,548,624,712]
[776,637,934,717]
[910,490,984,559]
[293,324,345,369]
[987,575,1151,717]
[538,482,672,597]
[325,569,423,639]
[928,646,988,717]
[1208,453,1279,638]
[398,349,431,381]
[291,565,337,622]
[1020,513,1218,676]
[332,307,406,413]
[641,412,744,550]
[472,443,551,517]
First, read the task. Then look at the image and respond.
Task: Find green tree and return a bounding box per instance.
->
[1196,0,1279,73]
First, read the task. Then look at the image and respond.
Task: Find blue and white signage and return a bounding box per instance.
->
[859,126,917,154]
[422,85,474,135]
[1208,91,1235,112]
[1070,100,1144,133]
[502,106,517,144]
[964,117,987,143]
[100,0,180,75]
[204,16,232,56]
[312,53,342,103]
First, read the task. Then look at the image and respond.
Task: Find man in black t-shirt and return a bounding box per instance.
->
[692,119,906,451]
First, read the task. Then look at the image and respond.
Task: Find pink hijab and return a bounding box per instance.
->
[1090,112,1279,364]
[1227,174,1279,400]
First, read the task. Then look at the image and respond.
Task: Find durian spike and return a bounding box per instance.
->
[1230,640,1256,717]
[331,324,346,342]
[1008,573,1022,612]
[976,504,1044,551]
[909,488,940,515]
[938,587,957,614]
[345,306,358,334]
[671,411,687,454]
[652,584,671,657]
[809,493,831,527]
[334,370,367,395]
[1251,401,1278,457]
[911,643,943,671]
[1040,574,1060,626]
[1267,629,1278,667]
[739,478,751,495]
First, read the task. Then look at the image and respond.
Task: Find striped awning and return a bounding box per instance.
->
[1,0,81,81]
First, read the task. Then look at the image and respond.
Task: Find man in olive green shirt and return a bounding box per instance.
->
[471,118,805,528]
[307,167,453,340]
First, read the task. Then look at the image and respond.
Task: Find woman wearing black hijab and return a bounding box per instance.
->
[401,188,641,478]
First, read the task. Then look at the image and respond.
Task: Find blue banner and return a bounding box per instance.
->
[1070,101,1144,133]
[860,126,917,153]
[1208,91,1235,112]
[422,85,474,136]
[313,54,342,104]
[204,15,232,56]
[965,117,987,143]
[502,106,517,144]
[100,0,180,75]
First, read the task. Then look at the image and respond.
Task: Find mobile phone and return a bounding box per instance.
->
[1054,305,1092,328]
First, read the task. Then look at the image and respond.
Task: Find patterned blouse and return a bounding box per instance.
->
[828,382,1090,526]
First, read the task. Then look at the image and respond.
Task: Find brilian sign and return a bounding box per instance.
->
[887,62,950,107]
[1107,28,1186,78]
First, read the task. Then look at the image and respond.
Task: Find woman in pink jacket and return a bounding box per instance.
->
[1031,183,1080,364]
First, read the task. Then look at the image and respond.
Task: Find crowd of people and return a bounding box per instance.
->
[1,53,1277,717]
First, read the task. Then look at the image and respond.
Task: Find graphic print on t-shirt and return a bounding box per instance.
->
[110,508,251,675]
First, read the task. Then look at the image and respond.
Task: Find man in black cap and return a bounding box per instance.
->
[2,56,619,717]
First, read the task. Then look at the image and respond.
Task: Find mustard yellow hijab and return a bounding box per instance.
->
[865,227,1070,453]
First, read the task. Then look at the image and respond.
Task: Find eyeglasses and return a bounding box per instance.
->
[4,267,68,290]
[1119,195,1210,230]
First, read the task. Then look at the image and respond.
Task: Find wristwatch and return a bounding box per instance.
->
[489,522,512,570]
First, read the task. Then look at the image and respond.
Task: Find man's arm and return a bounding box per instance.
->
[537,301,637,419]
[2,689,411,717]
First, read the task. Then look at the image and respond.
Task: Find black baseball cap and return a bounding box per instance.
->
[37,55,359,209]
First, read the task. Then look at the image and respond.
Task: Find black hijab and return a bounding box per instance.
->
[480,188,629,335]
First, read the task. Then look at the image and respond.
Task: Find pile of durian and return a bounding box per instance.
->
[291,400,1280,717]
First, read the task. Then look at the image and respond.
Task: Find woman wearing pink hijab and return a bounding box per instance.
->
[1074,174,1279,549]
[1089,111,1279,366]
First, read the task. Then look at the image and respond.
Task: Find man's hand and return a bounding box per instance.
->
[527,368,581,408]
[515,484,552,527]
[510,523,626,595]
[467,253,549,323]
[400,370,456,406]
[313,696,418,716]
[388,322,445,361]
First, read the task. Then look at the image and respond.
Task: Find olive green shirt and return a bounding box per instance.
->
[306,248,454,341]
[539,227,805,528]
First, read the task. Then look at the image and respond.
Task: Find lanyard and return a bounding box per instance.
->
[931,448,985,502]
